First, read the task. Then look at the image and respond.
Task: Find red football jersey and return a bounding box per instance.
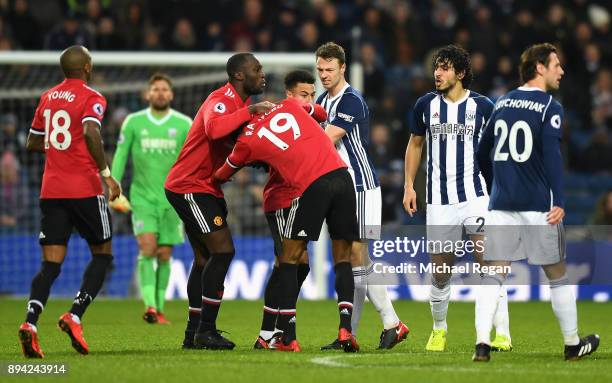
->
[165,82,252,197]
[217,98,345,200]
[262,102,327,212]
[30,78,107,199]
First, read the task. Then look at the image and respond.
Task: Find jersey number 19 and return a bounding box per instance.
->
[257,112,301,150]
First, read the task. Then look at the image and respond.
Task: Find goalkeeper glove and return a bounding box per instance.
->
[109,194,131,213]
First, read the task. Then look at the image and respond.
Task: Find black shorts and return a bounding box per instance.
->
[165,189,228,235]
[265,211,284,257]
[281,168,358,242]
[39,196,112,246]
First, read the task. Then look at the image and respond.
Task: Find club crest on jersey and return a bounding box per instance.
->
[93,103,104,116]
[168,128,177,138]
[214,216,223,226]
[551,114,561,129]
[214,102,226,113]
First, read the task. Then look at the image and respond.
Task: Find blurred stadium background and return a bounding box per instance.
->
[0,0,611,301]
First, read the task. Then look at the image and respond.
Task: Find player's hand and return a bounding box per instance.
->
[547,206,565,225]
[403,186,418,217]
[103,176,122,201]
[248,101,276,115]
[108,194,131,213]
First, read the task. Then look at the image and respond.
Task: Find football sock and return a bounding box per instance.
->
[475,274,504,345]
[430,277,451,331]
[334,262,354,332]
[155,259,171,313]
[138,254,156,308]
[70,254,113,318]
[260,266,281,338]
[297,263,310,290]
[26,261,61,325]
[550,275,580,346]
[367,275,400,330]
[493,285,511,338]
[198,252,234,332]
[276,263,298,343]
[186,263,204,332]
[350,266,367,335]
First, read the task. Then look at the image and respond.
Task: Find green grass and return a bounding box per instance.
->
[0,298,610,382]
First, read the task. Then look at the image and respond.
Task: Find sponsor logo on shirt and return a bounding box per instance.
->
[337,112,354,123]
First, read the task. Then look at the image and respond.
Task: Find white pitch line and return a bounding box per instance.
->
[309,355,596,376]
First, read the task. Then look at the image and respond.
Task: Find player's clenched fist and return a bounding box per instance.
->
[103,175,122,201]
[248,101,276,115]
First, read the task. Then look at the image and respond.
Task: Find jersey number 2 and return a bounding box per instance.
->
[257,112,301,150]
[493,119,532,163]
[43,109,72,150]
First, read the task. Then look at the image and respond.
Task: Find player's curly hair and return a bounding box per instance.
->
[432,45,473,89]
[284,70,315,90]
[519,43,557,84]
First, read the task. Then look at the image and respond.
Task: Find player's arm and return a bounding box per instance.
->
[205,100,275,140]
[213,140,251,183]
[26,132,44,153]
[403,97,428,216]
[110,115,134,183]
[403,134,425,216]
[324,94,363,144]
[542,104,565,224]
[303,103,327,123]
[84,121,121,201]
[476,115,495,192]
[27,99,45,153]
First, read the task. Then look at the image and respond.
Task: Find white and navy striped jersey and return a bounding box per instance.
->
[316,84,379,192]
[411,90,493,205]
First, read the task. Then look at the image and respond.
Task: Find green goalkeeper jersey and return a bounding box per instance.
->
[111,108,191,208]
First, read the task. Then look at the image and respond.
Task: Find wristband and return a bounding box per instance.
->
[100,167,111,177]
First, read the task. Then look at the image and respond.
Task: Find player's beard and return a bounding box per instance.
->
[151,100,170,112]
[245,78,265,96]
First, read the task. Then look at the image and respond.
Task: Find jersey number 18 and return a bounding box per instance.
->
[43,109,72,151]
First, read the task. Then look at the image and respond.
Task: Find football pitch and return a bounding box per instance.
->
[0,299,610,382]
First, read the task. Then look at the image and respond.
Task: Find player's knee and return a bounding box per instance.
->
[90,240,112,255]
[431,274,451,289]
[156,247,172,262]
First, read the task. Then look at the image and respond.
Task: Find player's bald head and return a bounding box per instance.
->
[60,45,92,79]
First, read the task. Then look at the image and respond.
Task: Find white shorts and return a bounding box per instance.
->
[426,196,488,253]
[484,210,565,265]
[356,187,381,240]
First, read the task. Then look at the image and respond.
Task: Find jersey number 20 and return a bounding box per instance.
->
[257,112,301,150]
[493,119,532,162]
[43,109,72,150]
